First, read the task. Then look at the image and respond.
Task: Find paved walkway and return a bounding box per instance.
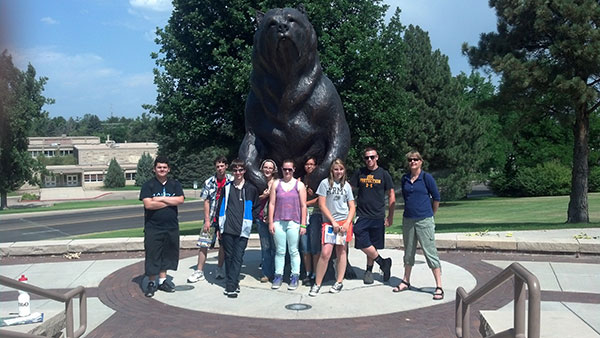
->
[1,229,599,337]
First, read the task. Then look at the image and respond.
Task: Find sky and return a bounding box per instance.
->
[2,0,497,120]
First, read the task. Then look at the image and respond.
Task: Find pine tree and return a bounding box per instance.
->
[104,158,125,188]
[135,152,154,186]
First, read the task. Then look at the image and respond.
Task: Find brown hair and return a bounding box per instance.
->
[230,158,245,170]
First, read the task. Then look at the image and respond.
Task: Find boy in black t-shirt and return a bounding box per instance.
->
[139,156,184,297]
[350,147,395,284]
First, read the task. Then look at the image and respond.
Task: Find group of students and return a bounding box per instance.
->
[140,147,444,301]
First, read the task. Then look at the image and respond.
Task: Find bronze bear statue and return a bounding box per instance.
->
[239,5,350,191]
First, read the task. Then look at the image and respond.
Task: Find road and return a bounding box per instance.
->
[0,201,203,243]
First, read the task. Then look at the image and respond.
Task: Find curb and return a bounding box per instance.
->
[1,233,599,257]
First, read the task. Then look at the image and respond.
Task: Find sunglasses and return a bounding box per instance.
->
[408,158,421,162]
[232,169,245,173]
[282,168,294,172]
[363,155,376,160]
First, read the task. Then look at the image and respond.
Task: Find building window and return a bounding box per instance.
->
[30,151,40,158]
[84,174,104,182]
[59,150,73,156]
[44,150,55,157]
[126,172,136,181]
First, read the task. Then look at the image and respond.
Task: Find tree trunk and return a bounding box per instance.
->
[0,191,7,210]
[567,107,589,223]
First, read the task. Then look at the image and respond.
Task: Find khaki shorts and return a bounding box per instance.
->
[402,216,441,269]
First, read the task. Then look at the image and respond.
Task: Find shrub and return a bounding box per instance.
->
[515,161,571,196]
[135,152,154,186]
[488,170,521,197]
[590,166,600,192]
[21,192,39,201]
[490,161,571,197]
[104,158,125,188]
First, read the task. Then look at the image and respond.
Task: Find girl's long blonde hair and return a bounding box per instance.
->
[328,158,347,188]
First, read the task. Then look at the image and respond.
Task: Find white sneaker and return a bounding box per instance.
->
[309,284,321,297]
[329,282,343,293]
[187,270,205,283]
[215,266,225,279]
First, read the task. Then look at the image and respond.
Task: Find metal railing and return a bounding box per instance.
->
[0,275,87,338]
[455,262,541,338]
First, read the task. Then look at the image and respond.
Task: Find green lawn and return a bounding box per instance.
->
[72,193,600,239]
[387,193,600,234]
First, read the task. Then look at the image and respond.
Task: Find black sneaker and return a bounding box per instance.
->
[158,280,175,293]
[302,276,313,286]
[380,258,392,282]
[363,270,374,284]
[145,281,157,297]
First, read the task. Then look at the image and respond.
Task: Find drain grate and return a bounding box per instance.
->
[174,285,195,291]
[285,303,312,311]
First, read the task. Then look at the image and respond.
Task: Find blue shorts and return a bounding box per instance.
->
[353,217,385,250]
[300,213,322,254]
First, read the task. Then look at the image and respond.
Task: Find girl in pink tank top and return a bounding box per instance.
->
[267,160,307,290]
[273,179,301,223]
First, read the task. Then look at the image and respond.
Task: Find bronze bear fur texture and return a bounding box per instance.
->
[238,5,350,191]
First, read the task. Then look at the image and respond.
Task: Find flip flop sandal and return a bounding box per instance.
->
[392,279,410,292]
[433,286,444,300]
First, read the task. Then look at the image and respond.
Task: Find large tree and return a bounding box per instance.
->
[463,0,600,222]
[0,51,52,209]
[399,24,491,199]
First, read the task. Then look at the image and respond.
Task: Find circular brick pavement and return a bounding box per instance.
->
[87,250,521,338]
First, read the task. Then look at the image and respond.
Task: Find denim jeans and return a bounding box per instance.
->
[256,220,275,278]
[299,213,323,254]
[221,233,248,293]
[273,220,300,275]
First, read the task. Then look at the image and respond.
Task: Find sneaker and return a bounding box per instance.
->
[260,276,270,283]
[380,257,392,282]
[272,275,283,289]
[302,276,313,286]
[223,290,238,298]
[235,286,240,293]
[187,270,205,283]
[288,274,299,290]
[145,281,157,297]
[363,270,374,284]
[215,266,225,279]
[158,279,175,293]
[330,282,343,293]
[309,284,321,297]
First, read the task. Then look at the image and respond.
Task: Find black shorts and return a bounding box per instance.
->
[353,217,385,250]
[144,226,180,276]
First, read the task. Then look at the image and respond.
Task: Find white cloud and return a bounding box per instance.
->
[12,46,156,118]
[41,16,58,25]
[129,0,172,12]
